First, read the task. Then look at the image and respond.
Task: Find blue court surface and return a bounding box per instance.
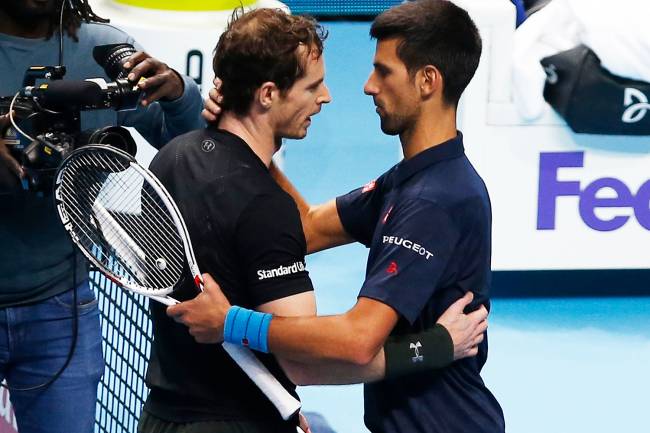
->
[281,21,650,433]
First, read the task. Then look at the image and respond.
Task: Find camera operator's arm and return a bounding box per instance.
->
[118,51,204,148]
[0,113,23,180]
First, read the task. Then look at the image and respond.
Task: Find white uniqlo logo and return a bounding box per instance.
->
[622,88,650,123]
[409,341,423,363]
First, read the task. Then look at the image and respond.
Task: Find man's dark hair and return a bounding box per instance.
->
[370,0,482,106]
[50,0,109,41]
[213,8,328,116]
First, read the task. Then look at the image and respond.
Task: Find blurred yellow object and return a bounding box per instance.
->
[113,0,256,11]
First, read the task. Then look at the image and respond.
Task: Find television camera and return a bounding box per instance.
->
[0,44,140,193]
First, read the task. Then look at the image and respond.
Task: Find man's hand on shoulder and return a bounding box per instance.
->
[123,51,184,107]
[436,292,488,360]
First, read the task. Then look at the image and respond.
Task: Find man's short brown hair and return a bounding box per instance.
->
[370,0,482,107]
[213,8,328,115]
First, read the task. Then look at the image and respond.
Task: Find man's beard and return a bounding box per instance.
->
[379,113,411,136]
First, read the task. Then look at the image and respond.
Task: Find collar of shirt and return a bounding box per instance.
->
[207,125,270,173]
[393,131,465,187]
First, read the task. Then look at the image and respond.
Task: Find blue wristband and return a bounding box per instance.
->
[223,306,242,343]
[223,306,272,353]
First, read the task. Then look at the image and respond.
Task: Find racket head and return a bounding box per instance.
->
[54,144,200,297]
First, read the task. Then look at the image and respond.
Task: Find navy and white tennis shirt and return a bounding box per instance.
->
[336,133,505,433]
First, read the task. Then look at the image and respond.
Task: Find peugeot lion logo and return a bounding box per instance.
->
[622,88,650,124]
[410,341,424,363]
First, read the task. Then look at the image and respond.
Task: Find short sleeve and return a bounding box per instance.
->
[235,193,314,307]
[359,199,460,324]
[335,174,387,246]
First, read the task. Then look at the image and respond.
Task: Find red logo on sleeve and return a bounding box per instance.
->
[362,180,377,193]
[386,261,398,274]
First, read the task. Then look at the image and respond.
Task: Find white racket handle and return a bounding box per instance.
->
[222,342,302,420]
[147,295,301,420]
[149,295,179,306]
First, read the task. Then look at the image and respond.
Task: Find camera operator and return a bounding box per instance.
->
[0,1,204,432]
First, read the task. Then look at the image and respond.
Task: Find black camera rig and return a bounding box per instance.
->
[0,44,141,193]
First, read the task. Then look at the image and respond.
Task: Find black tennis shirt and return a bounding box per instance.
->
[143,127,313,429]
[337,133,505,433]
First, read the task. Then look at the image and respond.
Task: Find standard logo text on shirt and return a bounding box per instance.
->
[382,236,434,259]
[257,261,306,280]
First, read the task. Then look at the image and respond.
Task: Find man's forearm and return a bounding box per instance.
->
[269,315,375,365]
[281,353,385,386]
[266,298,398,366]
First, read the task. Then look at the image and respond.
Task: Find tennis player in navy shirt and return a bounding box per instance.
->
[169,1,504,432]
[336,132,503,432]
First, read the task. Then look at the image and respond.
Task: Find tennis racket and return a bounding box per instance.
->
[53,144,301,421]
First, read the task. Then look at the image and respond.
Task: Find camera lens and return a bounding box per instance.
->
[82,126,137,158]
[93,44,137,81]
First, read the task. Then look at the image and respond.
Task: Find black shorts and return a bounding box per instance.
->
[137,410,296,433]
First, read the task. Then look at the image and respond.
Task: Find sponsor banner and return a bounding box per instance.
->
[470,131,650,270]
[537,151,650,232]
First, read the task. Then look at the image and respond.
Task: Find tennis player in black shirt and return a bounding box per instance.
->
[145,7,490,433]
[138,9,333,433]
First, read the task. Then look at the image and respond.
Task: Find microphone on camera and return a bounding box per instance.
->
[22,76,140,112]
[23,80,105,111]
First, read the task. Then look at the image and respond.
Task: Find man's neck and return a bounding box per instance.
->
[400,105,457,160]
[218,112,277,168]
[0,11,50,39]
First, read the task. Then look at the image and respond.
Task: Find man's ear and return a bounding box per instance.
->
[418,65,442,99]
[257,81,279,110]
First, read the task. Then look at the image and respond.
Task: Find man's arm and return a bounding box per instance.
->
[269,163,352,254]
[169,275,487,385]
[276,292,485,385]
[267,297,398,365]
[171,275,396,364]
[255,292,384,385]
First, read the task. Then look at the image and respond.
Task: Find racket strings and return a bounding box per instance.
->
[68,159,184,279]
[60,175,165,289]
[59,151,186,292]
[82,151,185,257]
[73,159,185,289]
[61,190,150,288]
[93,152,187,262]
[62,163,183,291]
[91,152,184,245]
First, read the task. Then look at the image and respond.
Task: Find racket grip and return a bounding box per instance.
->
[222,342,301,420]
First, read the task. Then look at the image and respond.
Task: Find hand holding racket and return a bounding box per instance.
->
[53,144,301,421]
